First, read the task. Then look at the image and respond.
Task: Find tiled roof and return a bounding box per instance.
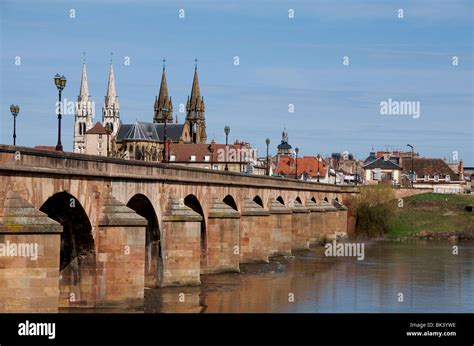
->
[401,158,457,179]
[274,156,327,177]
[169,143,251,162]
[86,122,108,135]
[363,157,401,170]
[116,121,184,142]
[34,146,56,151]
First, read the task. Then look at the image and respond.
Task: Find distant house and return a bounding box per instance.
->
[274,155,328,182]
[363,154,402,185]
[168,141,259,173]
[401,158,465,193]
[85,122,110,156]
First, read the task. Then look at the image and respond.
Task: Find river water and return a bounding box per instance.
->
[143,240,474,313]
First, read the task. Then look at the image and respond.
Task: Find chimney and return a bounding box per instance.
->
[459,160,464,177]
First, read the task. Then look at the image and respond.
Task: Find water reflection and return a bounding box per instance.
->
[144,240,474,313]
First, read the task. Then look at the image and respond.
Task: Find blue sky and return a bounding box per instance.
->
[1,0,472,164]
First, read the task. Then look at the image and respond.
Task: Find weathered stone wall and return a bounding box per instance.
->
[240,215,270,263]
[268,213,292,256]
[0,233,60,312]
[205,217,240,273]
[290,201,310,250]
[309,212,325,245]
[95,225,145,307]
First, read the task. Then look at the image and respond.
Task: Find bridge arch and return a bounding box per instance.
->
[253,195,264,207]
[40,191,95,306]
[223,194,238,211]
[126,194,161,287]
[184,194,206,271]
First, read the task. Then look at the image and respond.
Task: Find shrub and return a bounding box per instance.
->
[350,184,396,237]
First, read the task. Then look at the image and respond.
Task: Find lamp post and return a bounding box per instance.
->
[166,138,171,163]
[162,107,169,162]
[105,123,113,157]
[10,104,20,146]
[407,144,414,185]
[224,126,230,171]
[295,147,299,180]
[265,138,270,176]
[54,74,67,151]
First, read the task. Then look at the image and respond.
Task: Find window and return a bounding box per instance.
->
[434,175,439,182]
[190,155,196,161]
[445,175,451,182]
[204,155,210,162]
[424,174,429,181]
[99,134,102,140]
[170,155,176,162]
[98,143,103,150]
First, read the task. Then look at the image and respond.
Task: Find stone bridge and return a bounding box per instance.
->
[0,145,357,312]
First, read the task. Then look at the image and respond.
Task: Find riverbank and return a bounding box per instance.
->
[388,193,474,240]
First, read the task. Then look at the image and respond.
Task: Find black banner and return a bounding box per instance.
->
[0,313,472,345]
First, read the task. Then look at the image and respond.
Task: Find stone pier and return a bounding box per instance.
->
[161,199,202,286]
[0,191,62,313]
[240,198,270,263]
[268,198,292,256]
[305,199,325,246]
[95,194,147,307]
[205,198,240,274]
[290,200,310,250]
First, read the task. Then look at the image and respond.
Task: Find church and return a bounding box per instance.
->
[73,59,207,161]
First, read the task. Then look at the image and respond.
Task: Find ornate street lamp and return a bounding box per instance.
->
[265,138,270,176]
[54,74,67,151]
[295,147,299,180]
[224,126,230,171]
[10,104,20,146]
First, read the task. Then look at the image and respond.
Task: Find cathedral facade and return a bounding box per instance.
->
[73,60,121,154]
[114,64,207,161]
[73,60,207,161]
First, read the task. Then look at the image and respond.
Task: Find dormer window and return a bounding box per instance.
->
[170,155,176,162]
[434,175,439,182]
[204,155,210,162]
[445,175,450,182]
[190,155,196,161]
[424,174,429,181]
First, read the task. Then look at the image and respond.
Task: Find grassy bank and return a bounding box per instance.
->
[388,193,474,238]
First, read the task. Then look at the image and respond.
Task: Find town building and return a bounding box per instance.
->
[401,157,465,193]
[84,122,110,157]
[274,155,328,182]
[168,140,258,173]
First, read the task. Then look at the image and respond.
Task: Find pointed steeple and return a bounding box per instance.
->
[153,60,173,123]
[74,58,94,154]
[102,60,121,137]
[78,62,89,102]
[185,62,206,144]
[190,68,200,102]
[105,63,117,107]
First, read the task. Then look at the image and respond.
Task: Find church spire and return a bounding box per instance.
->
[74,56,94,154]
[185,61,206,144]
[78,62,89,102]
[105,62,117,107]
[102,56,121,137]
[154,58,173,123]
